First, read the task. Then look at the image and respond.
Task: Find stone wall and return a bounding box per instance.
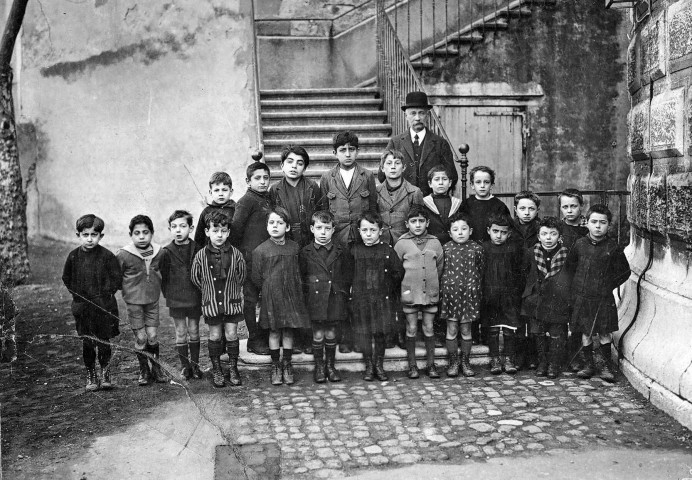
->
[422,1,631,193]
[616,0,692,429]
[16,0,259,246]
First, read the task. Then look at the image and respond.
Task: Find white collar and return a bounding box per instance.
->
[410,128,426,143]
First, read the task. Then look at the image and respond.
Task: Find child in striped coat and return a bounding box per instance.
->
[191,210,246,388]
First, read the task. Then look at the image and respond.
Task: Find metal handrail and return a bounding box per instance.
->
[250,0,263,153]
[375,0,459,164]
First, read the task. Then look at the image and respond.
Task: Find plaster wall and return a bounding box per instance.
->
[615,0,692,429]
[16,0,260,246]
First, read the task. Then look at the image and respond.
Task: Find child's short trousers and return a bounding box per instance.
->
[169,306,202,320]
[402,304,438,315]
[204,314,243,325]
[311,320,339,330]
[127,301,160,329]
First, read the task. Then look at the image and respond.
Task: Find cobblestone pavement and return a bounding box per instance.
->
[209,369,692,479]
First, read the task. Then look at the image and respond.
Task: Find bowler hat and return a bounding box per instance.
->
[401,91,432,111]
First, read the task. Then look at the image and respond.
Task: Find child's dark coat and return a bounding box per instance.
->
[481,240,525,328]
[269,177,320,248]
[511,217,540,251]
[299,241,352,324]
[231,189,271,258]
[62,245,122,338]
[160,240,202,309]
[194,200,236,246]
[460,196,511,243]
[251,239,311,330]
[521,245,571,324]
[422,195,462,246]
[349,242,404,335]
[565,236,631,334]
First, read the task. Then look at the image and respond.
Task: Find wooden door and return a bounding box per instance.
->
[435,105,525,205]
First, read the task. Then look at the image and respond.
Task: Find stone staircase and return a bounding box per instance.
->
[260,87,391,181]
[357,0,556,84]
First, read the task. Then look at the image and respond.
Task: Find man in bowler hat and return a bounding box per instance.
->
[380,91,457,197]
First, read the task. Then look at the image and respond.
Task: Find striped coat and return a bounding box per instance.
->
[190,243,246,318]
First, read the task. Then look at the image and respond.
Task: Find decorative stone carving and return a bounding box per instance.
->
[628,101,649,160]
[649,88,684,157]
[668,0,692,73]
[667,172,692,239]
[644,10,666,81]
[647,166,667,231]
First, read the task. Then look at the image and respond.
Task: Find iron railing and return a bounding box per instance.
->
[375,0,459,161]
[250,0,263,153]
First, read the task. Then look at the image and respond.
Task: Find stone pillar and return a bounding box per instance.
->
[617,0,692,429]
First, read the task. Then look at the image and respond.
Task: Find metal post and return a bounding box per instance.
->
[458,144,470,199]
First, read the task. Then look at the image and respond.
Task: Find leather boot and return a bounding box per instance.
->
[313,343,326,383]
[535,335,548,377]
[325,343,341,382]
[446,339,459,378]
[568,333,583,372]
[176,343,192,379]
[227,339,241,386]
[373,337,388,381]
[188,341,204,379]
[425,336,440,378]
[374,356,388,381]
[270,360,282,385]
[86,367,99,391]
[136,352,152,386]
[460,338,475,377]
[503,331,517,374]
[147,343,168,383]
[283,351,295,385]
[406,336,419,379]
[488,330,502,374]
[547,335,563,379]
[599,343,616,383]
[577,347,596,379]
[100,364,113,390]
[363,356,375,381]
[208,340,225,387]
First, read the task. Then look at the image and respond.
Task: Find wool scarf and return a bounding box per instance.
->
[534,244,568,279]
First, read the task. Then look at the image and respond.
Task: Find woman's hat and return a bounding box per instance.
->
[401,91,432,111]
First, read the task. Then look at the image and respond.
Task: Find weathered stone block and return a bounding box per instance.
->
[647,168,666,231]
[628,101,649,159]
[643,10,666,81]
[627,168,650,228]
[649,88,685,157]
[667,172,692,239]
[668,0,692,72]
[628,35,641,92]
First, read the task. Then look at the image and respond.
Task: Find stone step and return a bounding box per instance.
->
[261,110,388,126]
[236,339,490,372]
[263,152,384,164]
[260,87,381,100]
[261,98,383,112]
[263,136,389,149]
[263,123,392,140]
[498,6,532,17]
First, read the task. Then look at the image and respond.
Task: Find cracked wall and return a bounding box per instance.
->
[616,0,692,430]
[17,0,259,245]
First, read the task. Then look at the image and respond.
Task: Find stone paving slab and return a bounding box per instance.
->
[210,370,692,479]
